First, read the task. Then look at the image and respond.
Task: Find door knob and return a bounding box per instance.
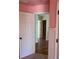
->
[56,38,58,43]
[19,37,22,40]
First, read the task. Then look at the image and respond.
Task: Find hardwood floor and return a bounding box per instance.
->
[36,40,48,55]
[21,54,48,59]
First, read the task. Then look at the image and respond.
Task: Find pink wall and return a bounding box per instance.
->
[49,0,57,28]
[19,3,49,13]
[48,0,58,59]
[19,0,58,59]
[20,0,57,27]
[27,0,49,5]
[19,0,49,13]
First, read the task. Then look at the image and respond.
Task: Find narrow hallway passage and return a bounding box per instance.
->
[19,0,58,59]
[36,40,48,55]
[35,14,49,55]
[21,54,48,59]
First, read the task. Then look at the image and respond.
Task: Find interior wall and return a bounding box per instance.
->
[19,12,35,58]
[49,0,57,28]
[19,0,58,59]
[48,0,57,59]
[19,3,48,13]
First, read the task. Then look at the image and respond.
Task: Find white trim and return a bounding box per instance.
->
[48,28,56,59]
[34,12,49,14]
[20,11,49,14]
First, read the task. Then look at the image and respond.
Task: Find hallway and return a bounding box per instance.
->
[19,0,58,59]
[35,14,48,55]
[36,40,48,55]
[21,54,48,59]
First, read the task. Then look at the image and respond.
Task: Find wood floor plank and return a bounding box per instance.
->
[21,54,48,59]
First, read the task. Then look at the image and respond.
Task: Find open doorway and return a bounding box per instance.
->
[35,13,49,56]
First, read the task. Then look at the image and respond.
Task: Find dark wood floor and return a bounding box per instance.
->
[21,54,48,59]
[36,40,48,55]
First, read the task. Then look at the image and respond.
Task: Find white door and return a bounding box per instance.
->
[19,12,35,58]
[19,12,26,58]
